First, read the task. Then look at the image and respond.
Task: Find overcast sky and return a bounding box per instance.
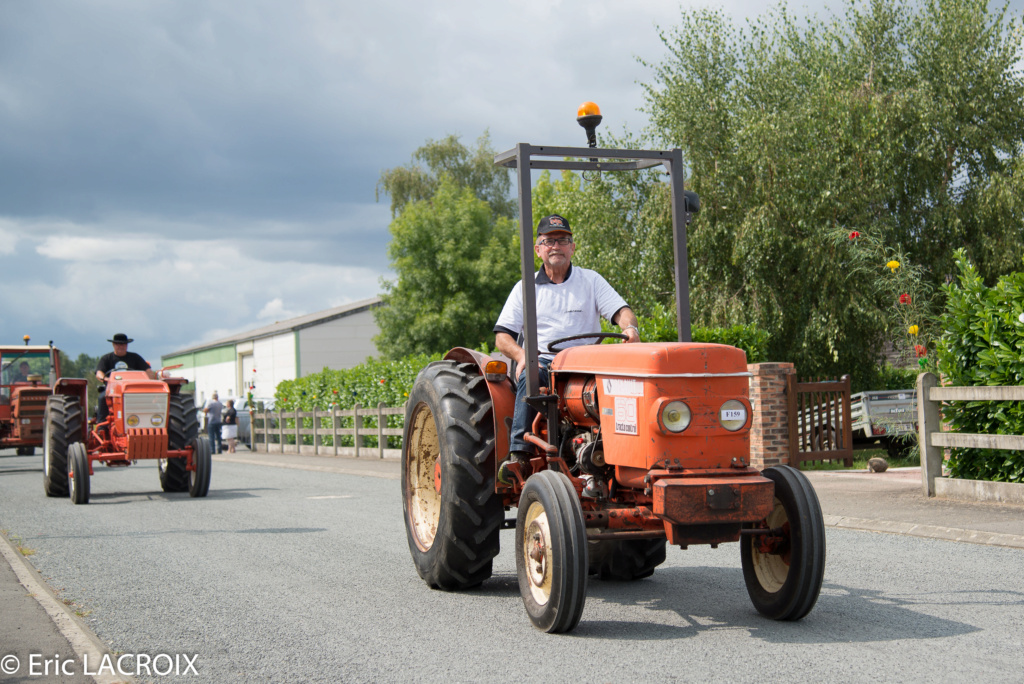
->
[1,0,1017,364]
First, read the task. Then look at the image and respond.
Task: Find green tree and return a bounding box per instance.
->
[374,178,520,356]
[374,133,520,356]
[58,351,101,408]
[376,132,515,219]
[637,0,1024,388]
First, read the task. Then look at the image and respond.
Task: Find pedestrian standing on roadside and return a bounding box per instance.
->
[204,392,224,454]
[221,399,238,453]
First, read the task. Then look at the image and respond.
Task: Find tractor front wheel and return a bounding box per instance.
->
[402,361,504,591]
[42,395,82,497]
[68,443,90,505]
[741,465,825,620]
[515,470,588,633]
[188,436,212,497]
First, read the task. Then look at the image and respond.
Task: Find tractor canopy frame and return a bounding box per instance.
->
[494,143,696,440]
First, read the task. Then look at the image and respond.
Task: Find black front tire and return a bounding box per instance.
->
[516,470,588,633]
[42,395,82,498]
[68,443,90,505]
[741,465,826,620]
[188,436,212,497]
[161,394,198,492]
[402,360,504,590]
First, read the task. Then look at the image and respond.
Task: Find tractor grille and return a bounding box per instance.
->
[14,389,50,419]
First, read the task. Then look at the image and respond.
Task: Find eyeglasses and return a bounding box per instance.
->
[538,237,573,247]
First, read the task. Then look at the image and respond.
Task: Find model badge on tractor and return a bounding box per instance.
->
[42,362,211,504]
[401,104,826,632]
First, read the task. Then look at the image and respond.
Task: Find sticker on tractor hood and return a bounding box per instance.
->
[603,378,644,397]
[614,396,638,435]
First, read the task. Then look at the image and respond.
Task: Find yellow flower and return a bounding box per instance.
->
[908,325,919,336]
[886,260,900,272]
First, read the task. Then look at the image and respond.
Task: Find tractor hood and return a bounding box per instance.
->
[550,342,749,378]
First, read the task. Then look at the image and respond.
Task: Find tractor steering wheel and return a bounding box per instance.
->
[547,332,628,353]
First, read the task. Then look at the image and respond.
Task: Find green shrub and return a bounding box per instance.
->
[275,353,442,447]
[936,253,1024,483]
[875,363,919,392]
[602,302,770,363]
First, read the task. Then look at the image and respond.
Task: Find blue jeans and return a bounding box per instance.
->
[207,421,223,454]
[510,357,551,453]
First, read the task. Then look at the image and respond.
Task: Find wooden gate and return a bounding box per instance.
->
[786,375,853,469]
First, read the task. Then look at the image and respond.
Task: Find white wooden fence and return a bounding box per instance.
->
[916,372,1024,496]
[251,403,407,459]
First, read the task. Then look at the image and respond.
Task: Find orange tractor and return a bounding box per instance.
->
[42,362,210,504]
[401,104,825,632]
[1,339,84,456]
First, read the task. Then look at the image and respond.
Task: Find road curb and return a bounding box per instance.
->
[0,530,134,684]
[823,514,1024,549]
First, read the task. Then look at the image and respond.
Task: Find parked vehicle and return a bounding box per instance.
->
[851,390,917,458]
[401,104,826,633]
[234,397,275,449]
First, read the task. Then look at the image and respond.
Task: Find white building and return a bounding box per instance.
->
[161,298,382,406]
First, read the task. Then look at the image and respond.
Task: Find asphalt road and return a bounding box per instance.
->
[1,450,1023,683]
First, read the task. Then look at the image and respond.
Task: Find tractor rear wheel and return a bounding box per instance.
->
[516,470,588,633]
[587,537,666,581]
[68,442,90,505]
[188,436,212,497]
[401,360,503,590]
[741,465,825,620]
[42,395,82,497]
[161,394,198,493]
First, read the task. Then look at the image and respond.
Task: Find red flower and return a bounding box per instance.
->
[899,293,912,305]
[848,231,860,239]
[333,389,338,394]
[380,379,386,384]
[914,344,927,358]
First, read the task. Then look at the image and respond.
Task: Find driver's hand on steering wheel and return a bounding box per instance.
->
[623,327,641,343]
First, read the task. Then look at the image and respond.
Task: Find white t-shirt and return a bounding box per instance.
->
[494,265,628,358]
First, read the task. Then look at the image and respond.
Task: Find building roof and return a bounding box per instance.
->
[163,297,382,358]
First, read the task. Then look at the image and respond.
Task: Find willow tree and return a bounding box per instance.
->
[636,0,1024,388]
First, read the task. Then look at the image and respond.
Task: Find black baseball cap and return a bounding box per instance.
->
[537,214,572,236]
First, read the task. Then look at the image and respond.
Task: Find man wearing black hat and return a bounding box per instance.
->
[493,214,640,486]
[95,333,155,424]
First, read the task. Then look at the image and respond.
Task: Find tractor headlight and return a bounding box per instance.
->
[150,414,164,426]
[661,400,691,433]
[127,415,140,427]
[719,400,748,431]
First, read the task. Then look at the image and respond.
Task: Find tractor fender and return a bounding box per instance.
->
[443,347,515,461]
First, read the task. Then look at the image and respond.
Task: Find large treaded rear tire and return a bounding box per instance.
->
[42,395,82,498]
[402,360,504,590]
[588,537,667,581]
[160,394,198,493]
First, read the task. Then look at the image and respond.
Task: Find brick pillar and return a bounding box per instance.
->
[748,362,795,469]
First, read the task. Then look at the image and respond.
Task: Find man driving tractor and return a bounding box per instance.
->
[94,333,156,424]
[493,214,640,485]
